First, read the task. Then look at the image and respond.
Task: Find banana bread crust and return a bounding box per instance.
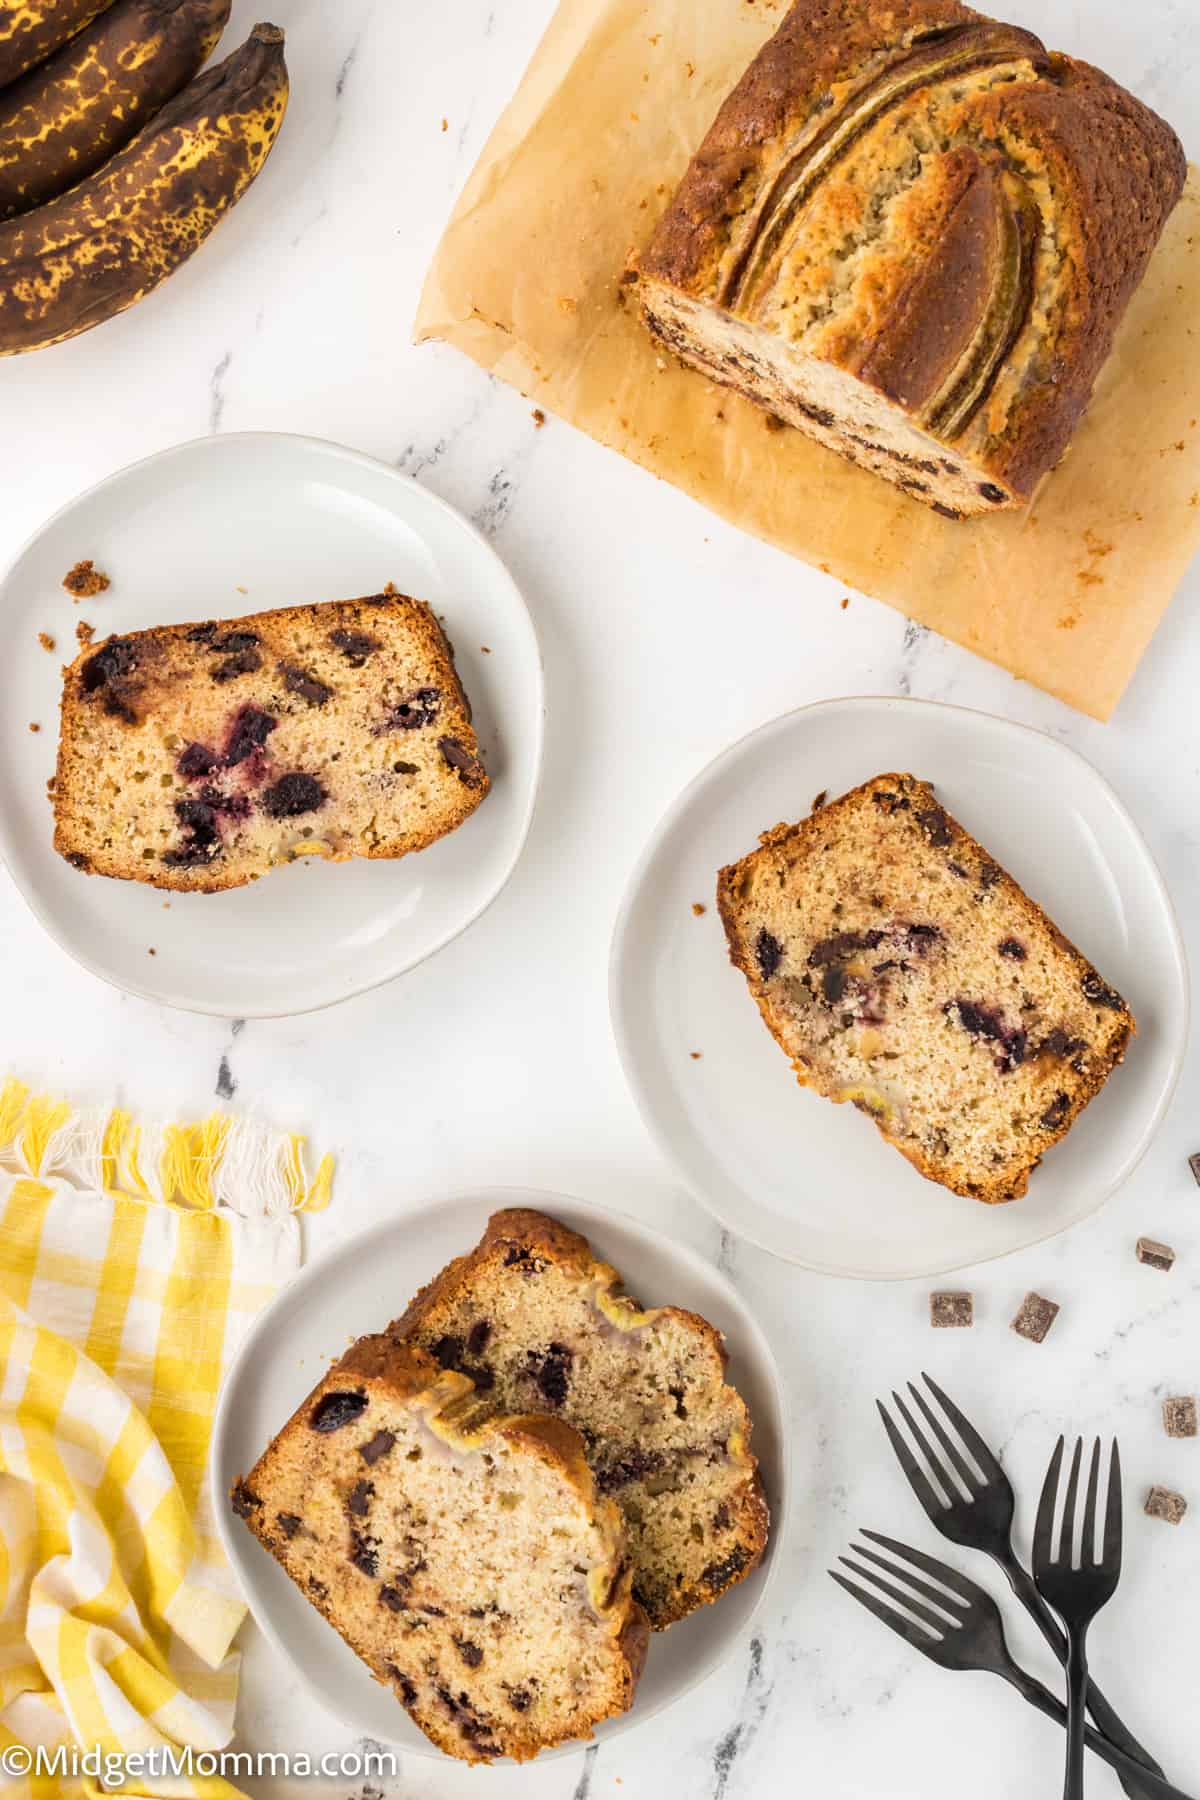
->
[635,0,1186,505]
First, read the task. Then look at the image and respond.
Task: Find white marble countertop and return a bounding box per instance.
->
[2,0,1199,1795]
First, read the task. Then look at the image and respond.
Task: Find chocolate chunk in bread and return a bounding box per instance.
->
[232,1334,647,1763]
[395,1209,769,1629]
[717,774,1134,1203]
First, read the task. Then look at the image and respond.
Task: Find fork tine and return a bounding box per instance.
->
[1059,1436,1084,1563]
[920,1372,1004,1482]
[839,1555,954,1634]
[1033,1434,1064,1568]
[849,1542,970,1618]
[892,1388,960,1505]
[877,1398,945,1521]
[828,1569,940,1653]
[1103,1440,1123,1576]
[860,1529,988,1606]
[907,1380,983,1494]
[1082,1438,1102,1565]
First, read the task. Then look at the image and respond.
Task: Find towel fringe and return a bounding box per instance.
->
[0,1077,334,1218]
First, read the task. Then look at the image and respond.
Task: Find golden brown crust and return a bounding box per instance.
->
[717,773,1134,1204]
[634,0,1185,505]
[53,592,489,892]
[396,1207,769,1628]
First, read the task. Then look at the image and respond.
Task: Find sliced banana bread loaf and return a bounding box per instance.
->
[54,592,488,892]
[396,1209,769,1629]
[232,1334,647,1764]
[632,0,1185,517]
[717,774,1134,1202]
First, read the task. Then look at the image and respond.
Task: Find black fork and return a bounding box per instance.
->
[878,1374,1161,1797]
[830,1532,1194,1800]
[1034,1438,1124,1800]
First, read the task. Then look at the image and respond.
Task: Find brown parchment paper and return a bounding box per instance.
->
[415,0,1200,720]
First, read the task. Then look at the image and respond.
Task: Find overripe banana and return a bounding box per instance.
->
[0,0,232,219]
[0,21,287,355]
[0,0,117,88]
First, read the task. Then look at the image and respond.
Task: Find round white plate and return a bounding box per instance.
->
[211,1189,788,1758]
[0,433,544,1018]
[610,697,1188,1279]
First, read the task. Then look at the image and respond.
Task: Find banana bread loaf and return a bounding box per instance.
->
[53,592,489,892]
[717,774,1134,1202]
[232,1335,648,1764]
[632,0,1185,518]
[396,1209,769,1629]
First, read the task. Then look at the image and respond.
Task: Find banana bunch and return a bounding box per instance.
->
[0,5,288,354]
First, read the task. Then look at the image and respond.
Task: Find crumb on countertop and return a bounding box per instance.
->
[75,619,94,646]
[28,722,40,733]
[147,947,156,956]
[690,1051,702,1060]
[441,117,448,131]
[236,585,248,595]
[691,902,706,916]
[480,645,491,654]
[531,408,545,428]
[840,596,850,609]
[63,559,110,600]
[37,631,55,653]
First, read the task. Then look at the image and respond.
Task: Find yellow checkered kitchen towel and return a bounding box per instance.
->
[0,1078,332,1798]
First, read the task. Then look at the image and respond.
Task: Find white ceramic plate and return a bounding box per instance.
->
[211,1189,787,1758]
[0,433,543,1017]
[610,698,1188,1279]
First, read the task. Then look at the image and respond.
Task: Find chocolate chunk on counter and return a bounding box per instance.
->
[1136,1236,1176,1271]
[1163,1396,1198,1439]
[1011,1292,1059,1343]
[930,1291,974,1329]
[1145,1486,1188,1525]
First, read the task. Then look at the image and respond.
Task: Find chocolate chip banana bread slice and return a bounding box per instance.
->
[717,775,1134,1202]
[232,1335,647,1764]
[632,0,1185,517]
[54,592,489,893]
[396,1210,769,1629]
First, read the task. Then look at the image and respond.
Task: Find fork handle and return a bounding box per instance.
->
[999,1667,1196,1800]
[1002,1555,1166,1787]
[1065,1631,1088,1800]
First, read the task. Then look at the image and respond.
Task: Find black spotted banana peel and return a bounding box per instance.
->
[0,0,232,220]
[0,0,117,87]
[0,22,287,356]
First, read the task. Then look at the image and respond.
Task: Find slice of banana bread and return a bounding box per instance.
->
[395,1210,769,1629]
[53,593,489,893]
[232,1335,647,1764]
[717,774,1134,1203]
